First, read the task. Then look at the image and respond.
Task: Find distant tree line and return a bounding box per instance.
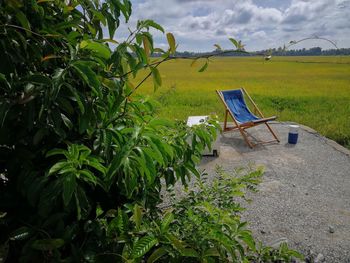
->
[151,47,350,58]
[258,47,350,56]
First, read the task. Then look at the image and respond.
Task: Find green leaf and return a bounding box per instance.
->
[0,101,10,127]
[229,38,239,49]
[180,248,199,258]
[86,158,106,174]
[33,128,47,145]
[15,11,31,36]
[106,12,117,39]
[208,230,234,254]
[52,68,65,86]
[287,250,304,259]
[143,35,151,57]
[239,232,256,251]
[63,174,76,206]
[121,57,129,74]
[148,118,174,128]
[31,239,64,251]
[133,204,142,230]
[184,163,200,178]
[58,97,74,114]
[161,212,174,233]
[0,73,10,90]
[132,236,158,259]
[143,147,164,166]
[79,40,111,60]
[86,22,97,37]
[61,113,73,130]
[203,247,220,258]
[115,0,131,22]
[214,44,222,50]
[96,204,103,218]
[78,112,90,134]
[46,148,66,157]
[49,161,68,175]
[9,227,31,241]
[134,44,148,64]
[69,193,79,221]
[151,67,162,91]
[143,135,165,163]
[198,62,208,72]
[71,61,100,95]
[166,32,176,54]
[91,9,106,26]
[161,143,174,161]
[144,19,165,33]
[165,233,186,251]
[79,170,97,186]
[58,167,76,175]
[147,247,168,263]
[22,74,51,85]
[67,85,85,114]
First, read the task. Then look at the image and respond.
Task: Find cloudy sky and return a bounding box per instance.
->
[117,0,350,52]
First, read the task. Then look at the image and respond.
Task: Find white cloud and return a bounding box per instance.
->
[116,0,350,51]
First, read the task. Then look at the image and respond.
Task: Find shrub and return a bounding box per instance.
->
[0,1,302,261]
[166,166,303,262]
[0,1,218,260]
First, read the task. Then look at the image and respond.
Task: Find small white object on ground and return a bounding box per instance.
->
[186,116,209,127]
[186,116,219,156]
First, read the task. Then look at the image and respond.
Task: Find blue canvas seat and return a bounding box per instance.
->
[217,88,279,148]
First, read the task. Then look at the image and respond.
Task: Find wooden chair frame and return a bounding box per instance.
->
[216,88,280,148]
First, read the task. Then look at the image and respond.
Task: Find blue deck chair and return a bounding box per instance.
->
[216,88,279,148]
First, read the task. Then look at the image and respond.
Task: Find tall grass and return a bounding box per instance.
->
[134,56,350,148]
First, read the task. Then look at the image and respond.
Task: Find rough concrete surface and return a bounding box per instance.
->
[199,122,350,263]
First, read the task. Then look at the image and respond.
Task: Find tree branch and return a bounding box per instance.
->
[1,24,51,39]
[116,49,248,79]
[286,36,338,50]
[0,24,62,49]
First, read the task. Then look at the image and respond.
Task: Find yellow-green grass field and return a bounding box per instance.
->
[134,56,350,148]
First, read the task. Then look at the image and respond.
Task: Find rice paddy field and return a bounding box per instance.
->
[135,56,350,148]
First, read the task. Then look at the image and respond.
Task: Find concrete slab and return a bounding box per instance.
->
[199,122,350,262]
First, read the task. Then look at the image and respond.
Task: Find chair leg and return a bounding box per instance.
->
[265,123,280,142]
[237,126,254,148]
[224,110,228,131]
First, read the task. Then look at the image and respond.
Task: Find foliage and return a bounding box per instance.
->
[88,166,303,262]
[166,166,303,262]
[0,0,219,261]
[0,0,303,262]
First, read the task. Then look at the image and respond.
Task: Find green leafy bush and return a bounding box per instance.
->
[87,166,302,262]
[166,166,303,262]
[0,1,302,261]
[0,1,218,261]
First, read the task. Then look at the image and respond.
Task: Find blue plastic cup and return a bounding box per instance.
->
[288,125,299,144]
